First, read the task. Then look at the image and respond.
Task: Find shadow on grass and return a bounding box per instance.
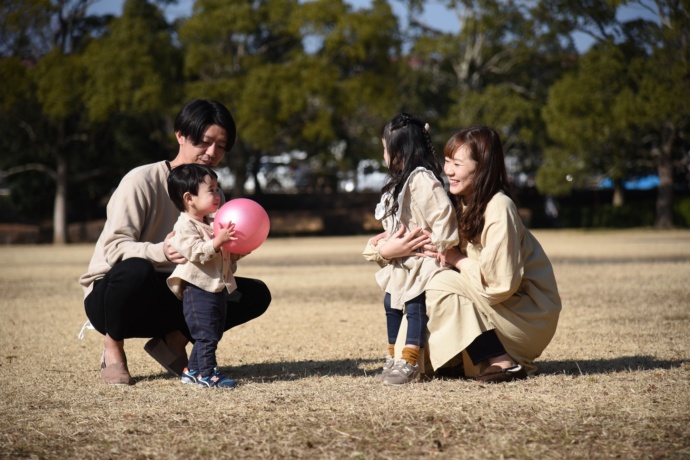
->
[145,358,382,383]
[227,355,687,382]
[537,356,687,376]
[231,358,384,382]
[144,355,686,383]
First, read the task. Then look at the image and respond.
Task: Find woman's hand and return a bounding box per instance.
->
[416,231,441,258]
[378,225,431,259]
[164,231,187,264]
[443,246,467,270]
[412,235,453,266]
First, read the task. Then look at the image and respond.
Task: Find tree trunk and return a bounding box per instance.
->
[655,122,675,229]
[612,178,625,207]
[53,150,68,244]
[227,141,249,198]
[251,150,263,196]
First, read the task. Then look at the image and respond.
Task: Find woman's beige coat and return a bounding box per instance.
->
[396,191,561,377]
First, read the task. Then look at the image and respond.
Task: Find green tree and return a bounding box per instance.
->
[402,0,573,178]
[616,0,690,228]
[537,0,690,227]
[179,0,400,195]
[0,0,182,242]
[300,0,401,187]
[78,0,183,182]
[539,43,638,206]
[0,0,93,244]
[82,0,182,122]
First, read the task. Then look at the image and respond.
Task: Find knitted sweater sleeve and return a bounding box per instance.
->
[102,169,169,266]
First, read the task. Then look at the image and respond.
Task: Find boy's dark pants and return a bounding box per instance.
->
[183,284,228,376]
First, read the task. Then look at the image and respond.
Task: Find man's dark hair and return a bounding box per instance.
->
[173,99,237,150]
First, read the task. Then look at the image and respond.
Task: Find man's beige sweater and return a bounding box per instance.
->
[80,161,178,297]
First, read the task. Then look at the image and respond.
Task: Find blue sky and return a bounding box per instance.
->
[87,0,448,28]
[88,0,657,53]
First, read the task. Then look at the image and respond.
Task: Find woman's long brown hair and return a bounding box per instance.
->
[444,126,512,243]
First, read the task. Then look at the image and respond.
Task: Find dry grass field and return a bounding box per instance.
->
[1,230,689,459]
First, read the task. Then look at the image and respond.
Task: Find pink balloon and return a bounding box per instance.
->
[213,198,270,254]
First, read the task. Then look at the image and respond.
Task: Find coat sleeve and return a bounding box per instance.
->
[362,235,391,267]
[460,194,524,305]
[409,173,459,252]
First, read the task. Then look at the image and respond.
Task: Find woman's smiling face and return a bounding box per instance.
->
[444,144,477,198]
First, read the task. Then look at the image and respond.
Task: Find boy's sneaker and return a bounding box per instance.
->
[383,360,419,386]
[375,355,395,381]
[197,367,237,389]
[181,368,200,384]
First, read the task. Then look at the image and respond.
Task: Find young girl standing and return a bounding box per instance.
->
[363,113,459,385]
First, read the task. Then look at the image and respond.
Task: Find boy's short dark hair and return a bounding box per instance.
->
[173,99,237,151]
[167,164,218,212]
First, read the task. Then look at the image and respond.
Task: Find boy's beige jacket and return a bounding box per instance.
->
[167,212,237,299]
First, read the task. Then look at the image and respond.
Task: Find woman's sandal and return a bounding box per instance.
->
[101,350,134,385]
[475,364,527,383]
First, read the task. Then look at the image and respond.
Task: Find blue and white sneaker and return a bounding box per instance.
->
[197,367,237,389]
[181,368,200,384]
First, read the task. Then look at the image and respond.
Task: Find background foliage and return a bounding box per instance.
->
[1,0,688,242]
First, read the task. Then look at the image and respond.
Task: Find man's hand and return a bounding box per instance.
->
[164,231,187,264]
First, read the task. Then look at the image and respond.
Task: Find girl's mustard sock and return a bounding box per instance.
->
[388,344,395,358]
[401,346,419,365]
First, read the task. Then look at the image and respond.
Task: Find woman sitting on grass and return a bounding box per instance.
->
[376,125,562,382]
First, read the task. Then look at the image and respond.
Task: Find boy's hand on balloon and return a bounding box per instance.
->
[220,222,237,242]
[214,222,237,251]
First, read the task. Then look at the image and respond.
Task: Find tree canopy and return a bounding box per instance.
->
[0,0,688,240]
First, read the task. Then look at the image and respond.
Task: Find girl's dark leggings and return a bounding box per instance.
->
[384,292,426,347]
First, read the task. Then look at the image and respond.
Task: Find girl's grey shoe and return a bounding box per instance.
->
[375,355,395,381]
[383,360,419,385]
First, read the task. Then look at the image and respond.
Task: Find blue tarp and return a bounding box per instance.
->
[598,175,660,190]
